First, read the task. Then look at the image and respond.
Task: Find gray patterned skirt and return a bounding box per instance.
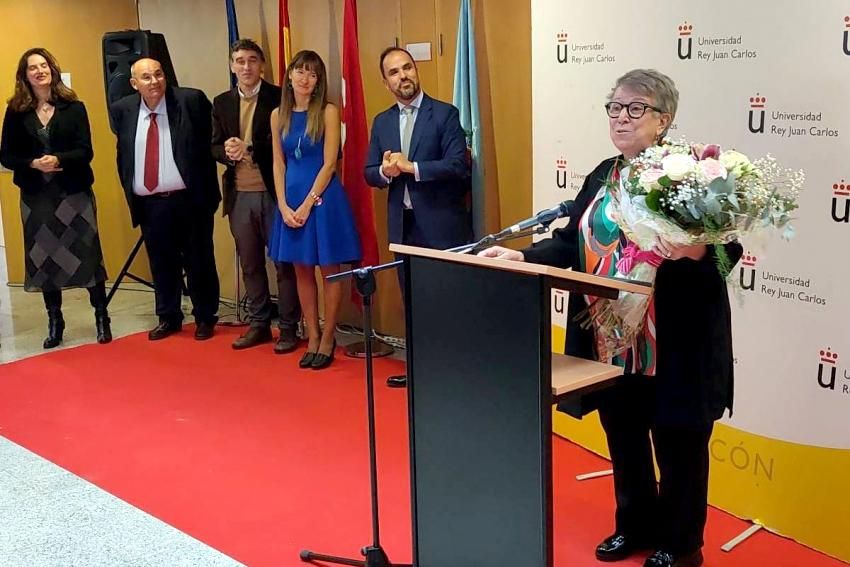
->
[20,183,107,292]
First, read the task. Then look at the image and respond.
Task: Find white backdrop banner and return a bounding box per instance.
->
[532,0,850,560]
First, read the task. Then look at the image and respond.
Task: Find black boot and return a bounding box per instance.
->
[95,310,112,344]
[43,310,65,349]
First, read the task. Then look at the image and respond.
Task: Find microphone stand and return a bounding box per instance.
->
[297,221,553,567]
[299,260,410,567]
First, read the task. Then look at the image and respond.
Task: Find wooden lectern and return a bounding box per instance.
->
[390,244,651,567]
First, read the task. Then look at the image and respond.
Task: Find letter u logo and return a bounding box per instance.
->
[677,38,692,60]
[747,110,765,134]
[557,44,568,63]
[556,170,568,189]
[739,268,755,291]
[831,197,850,223]
[843,30,850,56]
[817,364,837,390]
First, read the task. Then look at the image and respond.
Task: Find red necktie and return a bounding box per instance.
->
[143,113,159,192]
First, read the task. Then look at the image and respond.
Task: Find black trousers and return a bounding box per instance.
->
[42,282,107,313]
[597,375,714,555]
[138,192,219,324]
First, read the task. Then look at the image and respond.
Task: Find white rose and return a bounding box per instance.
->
[719,150,751,177]
[660,153,696,181]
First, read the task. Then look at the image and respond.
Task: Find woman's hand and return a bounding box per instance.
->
[477,246,525,262]
[279,202,302,228]
[30,155,62,173]
[652,236,706,261]
[292,198,314,225]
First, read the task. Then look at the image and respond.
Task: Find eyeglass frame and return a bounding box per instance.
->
[604,101,665,119]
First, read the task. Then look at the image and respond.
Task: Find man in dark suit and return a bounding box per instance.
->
[365,47,472,387]
[211,39,300,353]
[110,58,220,341]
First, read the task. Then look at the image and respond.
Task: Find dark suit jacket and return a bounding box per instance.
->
[364,93,471,249]
[0,100,94,193]
[110,87,219,226]
[522,156,742,425]
[211,80,281,216]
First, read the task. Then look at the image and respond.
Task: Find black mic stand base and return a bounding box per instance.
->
[300,546,408,567]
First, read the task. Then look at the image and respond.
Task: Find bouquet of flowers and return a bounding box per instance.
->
[587,139,804,360]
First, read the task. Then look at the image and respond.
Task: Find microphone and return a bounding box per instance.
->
[493,200,575,238]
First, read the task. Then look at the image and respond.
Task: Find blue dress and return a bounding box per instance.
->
[269,110,362,266]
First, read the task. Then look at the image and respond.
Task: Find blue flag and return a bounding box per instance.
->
[452,0,484,239]
[225,0,240,87]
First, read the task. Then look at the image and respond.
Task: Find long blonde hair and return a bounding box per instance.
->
[278,50,328,142]
[7,48,77,112]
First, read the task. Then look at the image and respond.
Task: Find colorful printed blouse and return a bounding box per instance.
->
[577,165,657,376]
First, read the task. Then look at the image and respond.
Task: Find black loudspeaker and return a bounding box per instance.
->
[101,30,179,112]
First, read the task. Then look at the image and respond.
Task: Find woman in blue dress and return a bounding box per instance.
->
[269,50,361,370]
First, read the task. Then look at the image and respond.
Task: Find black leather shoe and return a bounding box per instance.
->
[386,375,407,388]
[596,533,653,562]
[43,312,65,349]
[148,321,181,341]
[299,351,317,368]
[311,340,336,370]
[273,329,299,354]
[232,327,272,350]
[194,320,216,340]
[644,549,704,567]
[95,311,112,344]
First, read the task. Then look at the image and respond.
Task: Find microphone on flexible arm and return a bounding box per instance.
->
[492,200,576,239]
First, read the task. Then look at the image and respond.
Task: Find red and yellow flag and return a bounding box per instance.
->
[279,0,292,73]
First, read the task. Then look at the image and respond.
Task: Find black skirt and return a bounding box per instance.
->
[20,182,107,292]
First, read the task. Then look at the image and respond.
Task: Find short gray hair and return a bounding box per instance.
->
[609,69,678,137]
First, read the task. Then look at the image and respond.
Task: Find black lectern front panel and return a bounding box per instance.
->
[406,256,552,567]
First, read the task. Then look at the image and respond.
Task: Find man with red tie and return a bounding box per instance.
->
[110,58,221,341]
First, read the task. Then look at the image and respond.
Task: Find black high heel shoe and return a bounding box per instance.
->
[43,310,65,349]
[299,350,317,368]
[311,339,336,370]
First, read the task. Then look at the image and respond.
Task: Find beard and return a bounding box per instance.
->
[395,80,419,100]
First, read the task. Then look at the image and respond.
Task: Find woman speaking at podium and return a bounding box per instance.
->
[480,69,741,567]
[1,48,110,349]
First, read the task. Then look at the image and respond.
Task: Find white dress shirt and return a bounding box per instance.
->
[133,97,187,195]
[380,90,423,209]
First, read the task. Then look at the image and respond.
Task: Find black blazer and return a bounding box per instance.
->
[110,87,220,226]
[211,80,281,216]
[522,157,743,425]
[364,93,471,249]
[0,99,94,193]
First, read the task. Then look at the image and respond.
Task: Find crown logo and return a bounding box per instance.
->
[833,180,849,197]
[845,16,850,29]
[556,158,567,169]
[749,94,766,109]
[741,252,757,267]
[557,31,568,43]
[820,348,839,364]
[677,22,693,36]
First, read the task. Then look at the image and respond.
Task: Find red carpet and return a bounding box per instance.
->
[0,326,844,566]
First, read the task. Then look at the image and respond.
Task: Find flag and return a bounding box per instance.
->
[452,0,484,239]
[279,0,293,73]
[341,0,380,273]
[225,0,240,87]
